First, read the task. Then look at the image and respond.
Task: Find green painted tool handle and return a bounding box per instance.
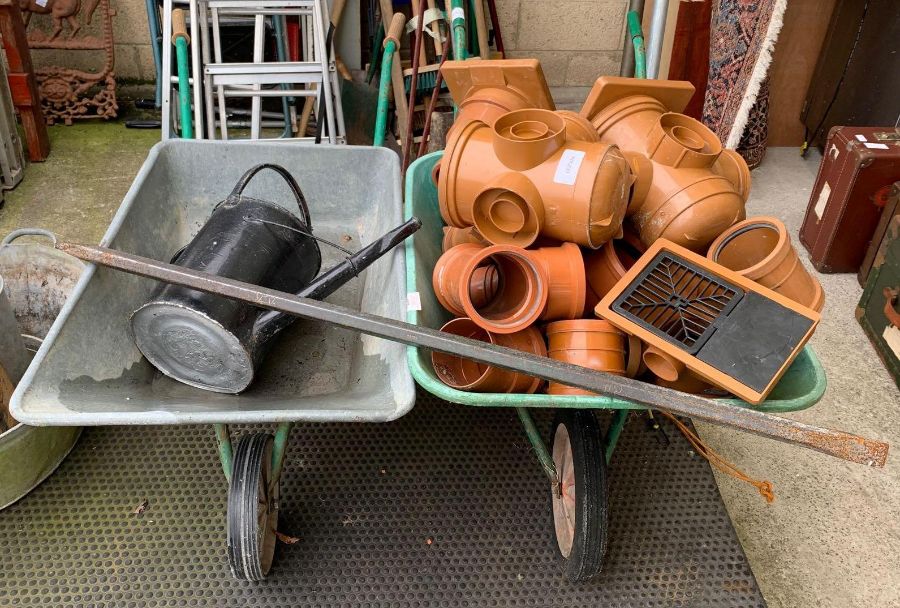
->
[627,10,646,79]
[449,0,467,60]
[374,13,406,147]
[172,9,193,139]
[374,45,396,147]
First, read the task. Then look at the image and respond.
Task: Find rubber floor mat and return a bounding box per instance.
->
[0,392,765,607]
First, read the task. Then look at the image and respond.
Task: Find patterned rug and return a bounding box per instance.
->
[702,0,787,168]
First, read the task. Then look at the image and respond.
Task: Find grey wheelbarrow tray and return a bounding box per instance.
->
[10,142,414,566]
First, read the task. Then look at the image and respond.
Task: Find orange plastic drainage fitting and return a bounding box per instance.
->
[544,319,626,395]
[442,226,486,251]
[529,242,587,320]
[707,217,825,312]
[642,344,685,382]
[625,113,747,252]
[655,370,715,395]
[440,59,556,131]
[555,110,600,143]
[432,244,549,334]
[581,77,750,252]
[432,318,546,393]
[438,108,631,249]
[584,230,645,302]
[433,243,484,316]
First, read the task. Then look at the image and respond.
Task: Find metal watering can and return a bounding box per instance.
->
[131,164,420,393]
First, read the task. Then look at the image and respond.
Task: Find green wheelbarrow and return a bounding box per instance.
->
[403,151,827,582]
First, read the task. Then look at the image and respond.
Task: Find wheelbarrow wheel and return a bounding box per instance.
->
[550,409,609,583]
[227,433,279,581]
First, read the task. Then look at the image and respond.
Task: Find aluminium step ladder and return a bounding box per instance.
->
[201,0,345,142]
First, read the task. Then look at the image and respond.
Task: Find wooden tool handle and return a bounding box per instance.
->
[426,0,442,57]
[472,0,489,58]
[171,8,189,44]
[379,0,395,27]
[331,0,348,27]
[385,12,406,49]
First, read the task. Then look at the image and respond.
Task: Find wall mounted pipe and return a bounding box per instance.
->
[645,0,669,79]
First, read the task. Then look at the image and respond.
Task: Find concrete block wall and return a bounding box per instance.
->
[494,0,626,87]
[41,0,627,85]
[111,0,157,82]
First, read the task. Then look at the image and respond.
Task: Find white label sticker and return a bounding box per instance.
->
[553,150,586,185]
[450,6,465,21]
[855,134,868,142]
[813,182,831,220]
[407,292,422,311]
[864,142,889,150]
[882,324,900,359]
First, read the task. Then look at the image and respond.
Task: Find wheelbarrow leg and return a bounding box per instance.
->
[605,409,629,464]
[214,423,233,481]
[270,421,293,485]
[214,421,293,484]
[515,407,560,497]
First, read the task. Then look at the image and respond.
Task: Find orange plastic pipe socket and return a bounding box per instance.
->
[432,244,549,334]
[707,217,825,312]
[642,344,685,382]
[544,319,627,395]
[432,318,546,393]
[529,242,587,320]
[433,242,589,332]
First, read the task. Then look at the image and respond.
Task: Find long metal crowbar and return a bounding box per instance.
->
[57,241,889,468]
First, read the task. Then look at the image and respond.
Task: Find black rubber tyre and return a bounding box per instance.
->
[226,433,279,581]
[550,409,609,583]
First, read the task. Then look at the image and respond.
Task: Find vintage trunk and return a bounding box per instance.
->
[800,126,900,273]
[858,182,900,286]
[856,215,900,387]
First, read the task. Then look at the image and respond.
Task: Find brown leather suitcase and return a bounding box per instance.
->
[858,182,900,286]
[799,126,900,273]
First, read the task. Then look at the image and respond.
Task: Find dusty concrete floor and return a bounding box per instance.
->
[695,147,900,608]
[2,124,898,607]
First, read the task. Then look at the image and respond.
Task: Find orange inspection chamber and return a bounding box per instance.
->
[438,107,632,249]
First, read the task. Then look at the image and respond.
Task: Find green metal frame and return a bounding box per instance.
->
[213,422,293,485]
